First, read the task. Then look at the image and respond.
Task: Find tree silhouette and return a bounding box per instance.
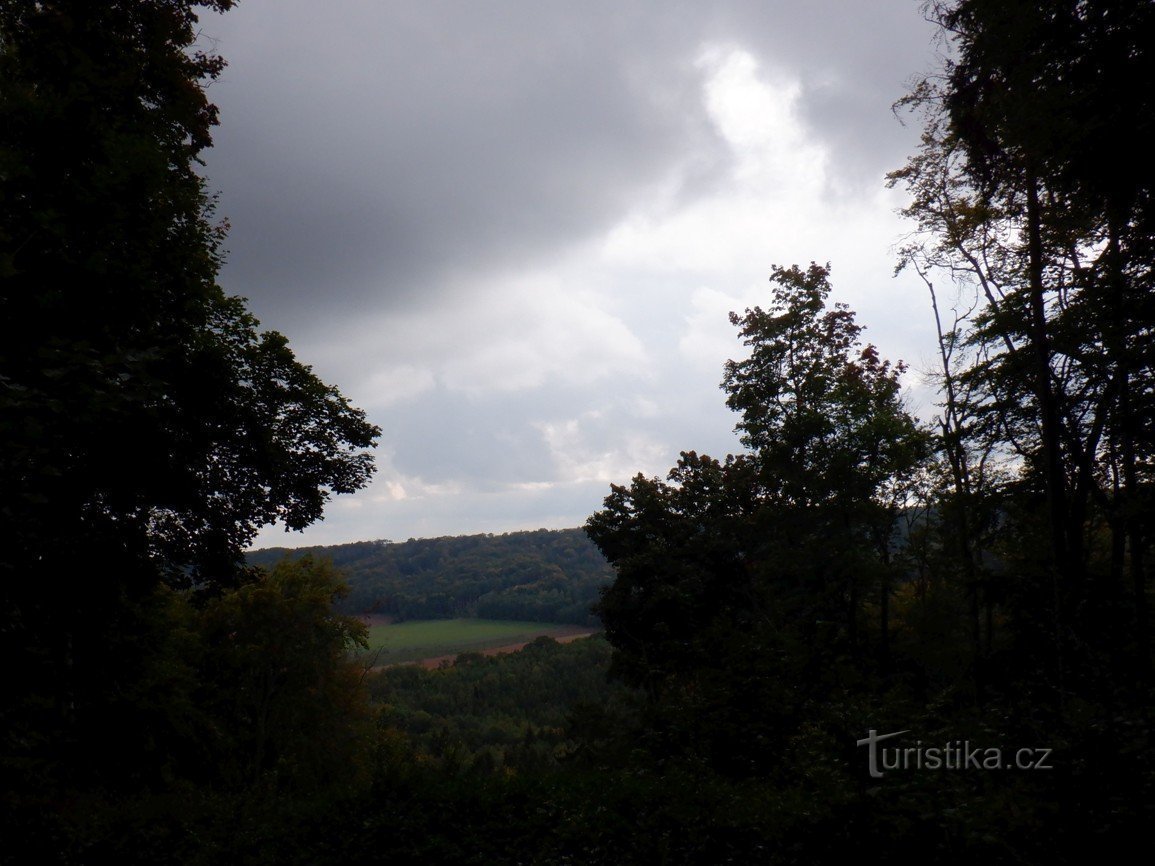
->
[587,264,926,772]
[891,0,1155,679]
[0,0,378,792]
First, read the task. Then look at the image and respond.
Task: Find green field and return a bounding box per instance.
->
[362,618,591,666]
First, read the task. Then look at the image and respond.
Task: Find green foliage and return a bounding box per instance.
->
[3,3,1152,863]
[367,635,631,778]
[938,0,1155,222]
[250,528,612,625]
[0,556,378,865]
[194,556,374,792]
[586,450,762,692]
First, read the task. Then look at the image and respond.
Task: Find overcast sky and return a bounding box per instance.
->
[198,1,945,548]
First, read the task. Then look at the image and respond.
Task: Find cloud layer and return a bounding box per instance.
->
[197,1,943,546]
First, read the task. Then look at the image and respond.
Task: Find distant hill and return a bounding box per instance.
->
[248,527,612,626]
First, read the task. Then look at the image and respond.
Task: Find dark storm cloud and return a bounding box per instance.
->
[201,1,935,336]
[202,0,725,332]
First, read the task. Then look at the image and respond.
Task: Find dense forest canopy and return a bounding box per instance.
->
[249,528,612,625]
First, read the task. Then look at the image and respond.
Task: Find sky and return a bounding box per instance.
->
[196,1,947,548]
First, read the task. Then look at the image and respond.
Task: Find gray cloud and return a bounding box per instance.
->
[204,2,934,330]
[197,1,943,546]
[203,0,730,330]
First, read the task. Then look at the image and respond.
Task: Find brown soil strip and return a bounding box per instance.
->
[358,613,396,628]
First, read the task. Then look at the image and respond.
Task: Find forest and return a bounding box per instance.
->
[248,528,611,625]
[2,1,1152,864]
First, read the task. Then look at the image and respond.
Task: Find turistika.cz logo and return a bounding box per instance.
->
[856,729,1054,778]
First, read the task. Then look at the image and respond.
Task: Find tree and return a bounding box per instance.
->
[587,264,927,772]
[0,0,378,587]
[0,0,378,792]
[723,264,929,666]
[588,450,763,697]
[890,0,1155,680]
[196,556,374,792]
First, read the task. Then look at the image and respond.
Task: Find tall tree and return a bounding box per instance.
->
[891,0,1155,677]
[0,0,378,790]
[722,264,928,666]
[587,264,927,771]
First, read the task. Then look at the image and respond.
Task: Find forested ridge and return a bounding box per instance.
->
[249,528,611,625]
[3,1,1153,864]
